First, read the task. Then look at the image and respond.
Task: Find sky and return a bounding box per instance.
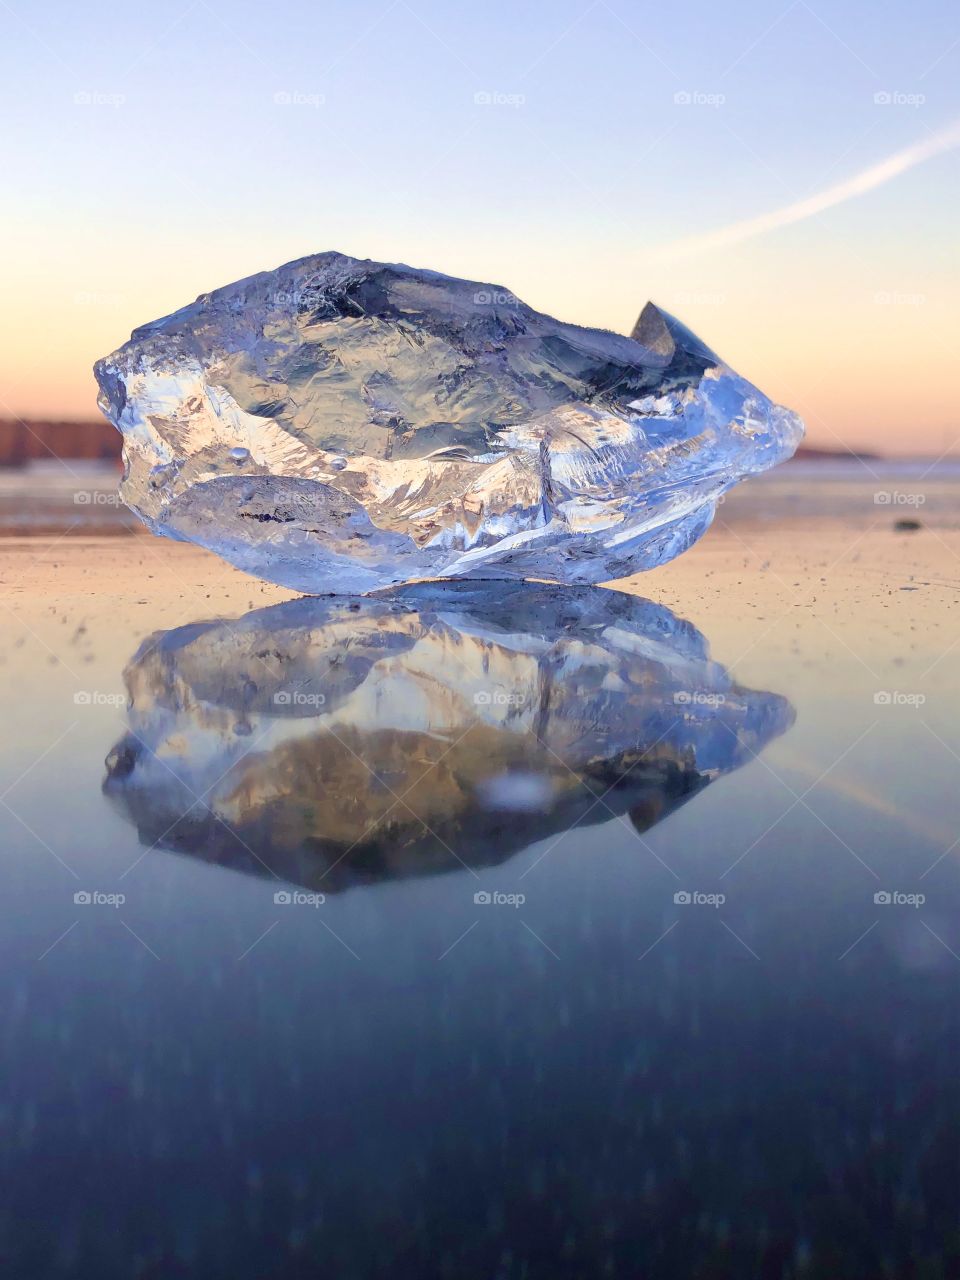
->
[0,0,957,456]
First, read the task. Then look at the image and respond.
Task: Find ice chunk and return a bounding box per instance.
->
[94,253,803,591]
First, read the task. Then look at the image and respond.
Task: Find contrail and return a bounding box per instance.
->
[652,118,960,262]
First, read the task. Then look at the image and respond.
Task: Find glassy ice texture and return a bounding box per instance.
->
[104,583,794,888]
[94,253,804,592]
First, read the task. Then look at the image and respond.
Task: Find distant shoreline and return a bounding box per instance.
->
[792,445,881,462]
[0,418,118,467]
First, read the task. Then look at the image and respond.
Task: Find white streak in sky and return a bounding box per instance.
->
[653,119,960,262]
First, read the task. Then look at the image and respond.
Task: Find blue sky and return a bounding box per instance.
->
[1,0,957,452]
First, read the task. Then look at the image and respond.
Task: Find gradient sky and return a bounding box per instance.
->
[1,0,957,455]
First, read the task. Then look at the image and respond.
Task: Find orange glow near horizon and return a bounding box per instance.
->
[2,229,953,458]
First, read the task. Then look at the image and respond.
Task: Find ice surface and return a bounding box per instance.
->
[94,253,803,592]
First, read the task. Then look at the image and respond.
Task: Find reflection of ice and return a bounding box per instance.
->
[104,582,794,891]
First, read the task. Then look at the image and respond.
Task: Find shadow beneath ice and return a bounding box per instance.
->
[103,581,794,891]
